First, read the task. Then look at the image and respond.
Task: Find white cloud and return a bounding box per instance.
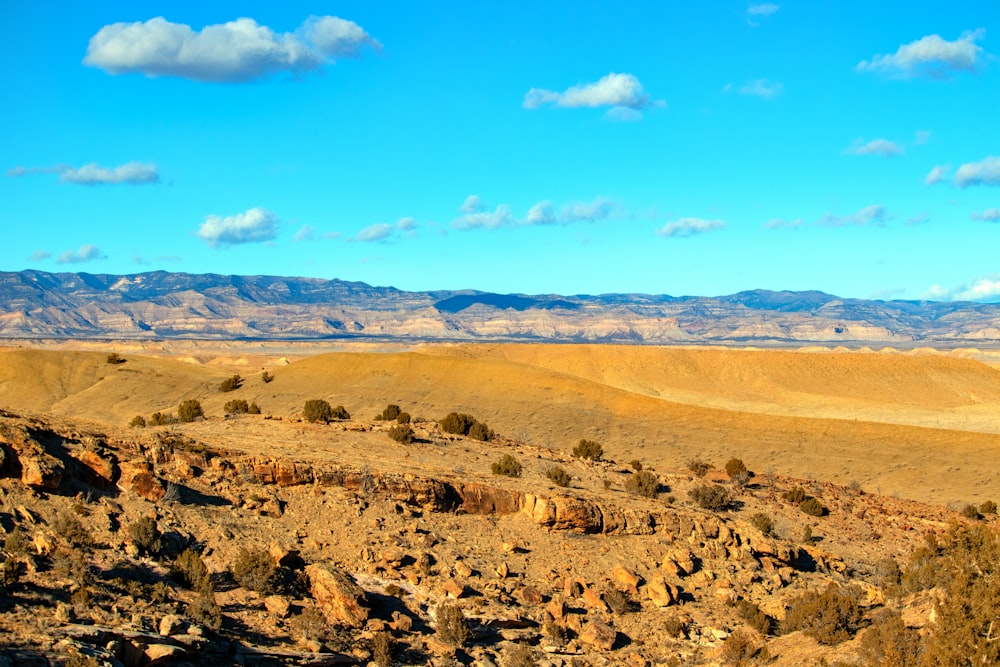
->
[84,15,377,83]
[907,213,930,225]
[748,4,779,16]
[845,138,904,157]
[293,224,315,242]
[396,217,417,232]
[8,161,159,185]
[762,218,803,230]
[562,197,615,222]
[56,244,106,264]
[196,207,279,247]
[925,165,950,186]
[972,208,1000,221]
[354,223,394,242]
[858,28,987,79]
[819,204,888,226]
[524,73,663,120]
[739,79,783,99]
[954,156,1000,187]
[459,194,483,213]
[453,204,514,230]
[656,217,727,237]
[925,275,1000,302]
[525,201,556,225]
[29,250,51,261]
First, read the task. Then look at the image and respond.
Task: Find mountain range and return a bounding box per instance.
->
[2,269,1000,345]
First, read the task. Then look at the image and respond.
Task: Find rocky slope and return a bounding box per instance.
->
[3,270,1000,344]
[1,406,995,666]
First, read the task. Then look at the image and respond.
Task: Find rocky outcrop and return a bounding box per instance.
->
[118,460,166,502]
[305,563,369,628]
[0,424,64,489]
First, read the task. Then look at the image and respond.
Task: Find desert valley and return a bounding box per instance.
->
[1,274,998,666]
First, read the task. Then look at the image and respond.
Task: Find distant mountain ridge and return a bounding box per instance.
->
[1,269,999,345]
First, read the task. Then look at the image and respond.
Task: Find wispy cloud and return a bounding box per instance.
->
[924,275,1000,302]
[524,72,664,120]
[452,196,618,230]
[762,218,803,230]
[737,79,783,99]
[972,208,1000,221]
[656,217,727,237]
[29,250,51,261]
[845,138,904,157]
[83,15,379,83]
[746,4,779,27]
[915,130,931,145]
[56,244,106,264]
[818,204,888,227]
[352,218,420,242]
[293,224,315,242]
[926,157,1000,187]
[8,161,159,185]
[858,28,987,79]
[196,207,279,247]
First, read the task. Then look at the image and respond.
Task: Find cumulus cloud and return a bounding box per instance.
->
[925,164,950,186]
[738,79,783,99]
[196,207,279,247]
[972,208,1000,221]
[656,217,727,237]
[858,28,987,78]
[29,250,51,261]
[523,73,663,120]
[525,201,557,226]
[293,224,315,242]
[819,204,888,226]
[924,275,1000,302]
[845,138,904,157]
[56,244,106,264]
[8,161,159,185]
[352,217,419,242]
[459,195,483,214]
[954,156,1000,187]
[561,198,616,223]
[453,204,514,230]
[83,15,379,83]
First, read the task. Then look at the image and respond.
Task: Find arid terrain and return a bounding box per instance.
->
[0,341,998,665]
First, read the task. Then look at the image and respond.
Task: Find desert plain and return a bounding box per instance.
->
[0,339,997,665]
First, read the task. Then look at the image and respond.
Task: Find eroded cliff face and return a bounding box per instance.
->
[3,270,1000,344]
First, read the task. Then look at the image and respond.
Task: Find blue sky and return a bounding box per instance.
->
[2,2,998,299]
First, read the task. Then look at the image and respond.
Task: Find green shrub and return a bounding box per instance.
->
[3,528,28,555]
[224,399,250,415]
[981,500,998,515]
[629,459,643,471]
[547,466,571,487]
[396,411,411,424]
[736,599,772,635]
[799,497,826,517]
[688,484,731,511]
[961,503,980,520]
[492,454,523,478]
[468,421,494,441]
[687,459,711,477]
[388,424,415,444]
[129,415,147,428]
[435,601,471,646]
[149,411,173,426]
[372,631,395,667]
[1,555,20,589]
[379,404,401,421]
[573,439,603,461]
[750,513,775,536]
[303,399,333,423]
[230,546,278,594]
[720,628,760,664]
[502,643,536,667]
[784,486,808,504]
[186,590,222,630]
[625,470,659,498]
[219,374,242,392]
[781,583,863,645]
[106,353,125,365]
[173,548,211,592]
[261,370,274,383]
[602,587,632,615]
[440,412,476,435]
[248,401,261,415]
[725,457,748,479]
[331,404,350,420]
[178,399,204,423]
[857,610,923,667]
[128,516,162,557]
[53,511,92,548]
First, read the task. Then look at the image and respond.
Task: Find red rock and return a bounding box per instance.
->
[117,460,165,502]
[75,449,117,487]
[519,585,544,605]
[579,620,617,650]
[612,564,642,594]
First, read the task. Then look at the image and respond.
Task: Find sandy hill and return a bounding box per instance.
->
[1,344,998,506]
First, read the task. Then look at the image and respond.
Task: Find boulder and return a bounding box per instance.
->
[118,460,166,502]
[646,576,679,608]
[579,620,617,651]
[612,564,642,594]
[75,449,118,487]
[305,563,369,628]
